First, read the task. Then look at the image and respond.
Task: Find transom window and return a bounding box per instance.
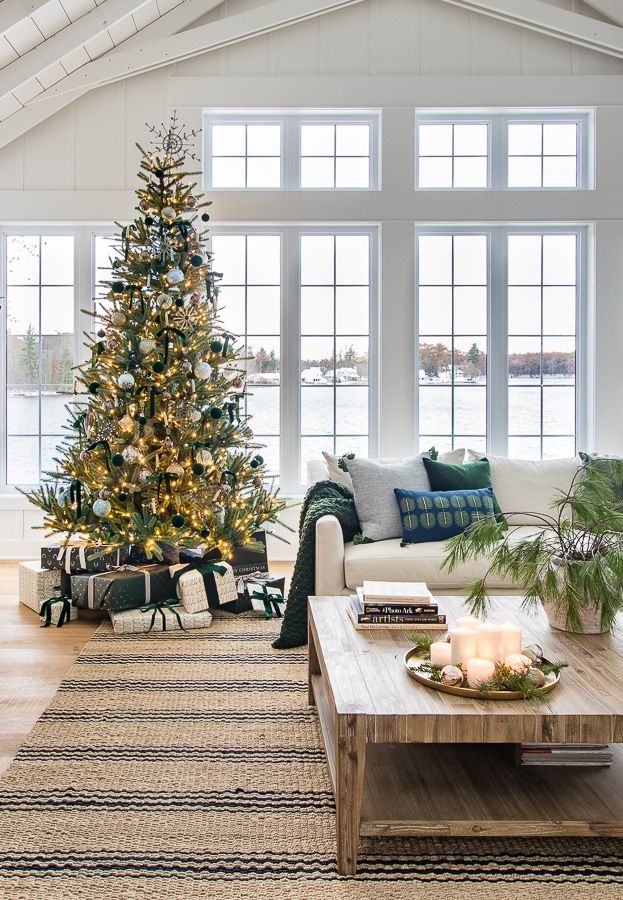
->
[416,111,590,190]
[416,226,584,459]
[203,112,379,191]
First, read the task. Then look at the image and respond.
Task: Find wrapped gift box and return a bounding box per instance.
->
[169,566,209,614]
[110,603,212,634]
[19,562,78,626]
[221,572,286,616]
[170,561,237,610]
[227,530,268,577]
[70,564,172,611]
[41,543,129,574]
[247,580,286,620]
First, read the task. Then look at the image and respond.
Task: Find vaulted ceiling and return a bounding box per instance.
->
[0,0,621,149]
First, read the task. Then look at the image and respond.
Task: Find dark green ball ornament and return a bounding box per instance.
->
[250,459,260,469]
[200,528,209,538]
[209,407,223,419]
[138,414,147,426]
[153,361,165,374]
[154,168,164,178]
[97,329,106,338]
[118,492,126,502]
[175,297,184,307]
[255,455,264,465]
[190,254,203,266]
[201,213,210,222]
[88,382,99,394]
[192,462,205,476]
[111,453,124,466]
[112,281,124,293]
[210,340,223,353]
[144,216,154,226]
[171,514,185,528]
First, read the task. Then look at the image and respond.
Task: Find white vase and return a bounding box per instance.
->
[541,598,607,634]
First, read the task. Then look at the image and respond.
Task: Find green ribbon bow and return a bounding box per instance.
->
[139,599,184,632]
[250,584,284,620]
[40,593,73,628]
[87,439,111,472]
[170,560,227,593]
[156,326,186,363]
[147,471,178,500]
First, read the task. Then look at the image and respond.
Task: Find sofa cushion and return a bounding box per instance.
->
[343,526,546,590]
[468,451,581,525]
[394,487,495,544]
[422,456,503,518]
[348,456,431,541]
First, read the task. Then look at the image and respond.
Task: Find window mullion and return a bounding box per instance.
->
[488,227,508,456]
[280,227,300,493]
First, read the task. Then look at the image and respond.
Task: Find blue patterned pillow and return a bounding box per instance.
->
[394,487,496,545]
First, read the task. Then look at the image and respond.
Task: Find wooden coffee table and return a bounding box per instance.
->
[308,595,623,875]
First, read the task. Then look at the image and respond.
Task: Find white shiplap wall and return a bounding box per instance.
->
[1,0,622,558]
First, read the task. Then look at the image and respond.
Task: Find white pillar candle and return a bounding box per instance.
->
[504,653,532,674]
[501,622,523,657]
[455,615,481,631]
[430,641,452,667]
[450,627,478,666]
[476,622,505,662]
[466,657,496,689]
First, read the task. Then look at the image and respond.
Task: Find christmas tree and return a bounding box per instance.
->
[25,116,285,561]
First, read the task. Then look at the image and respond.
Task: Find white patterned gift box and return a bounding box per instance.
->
[247,581,285,619]
[19,561,78,626]
[110,603,212,634]
[170,560,237,610]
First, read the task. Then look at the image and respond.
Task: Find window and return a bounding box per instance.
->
[416,226,584,459]
[211,233,282,477]
[299,233,372,481]
[210,227,377,491]
[416,112,590,189]
[208,122,282,189]
[3,234,75,485]
[418,122,489,188]
[203,112,379,190]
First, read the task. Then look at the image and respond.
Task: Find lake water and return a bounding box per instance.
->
[6,376,576,485]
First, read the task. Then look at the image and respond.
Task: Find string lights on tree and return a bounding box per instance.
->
[25,115,285,561]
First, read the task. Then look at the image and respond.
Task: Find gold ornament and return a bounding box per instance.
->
[166,462,184,478]
[119,414,134,431]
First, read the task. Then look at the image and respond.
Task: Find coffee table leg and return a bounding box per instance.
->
[308,614,320,706]
[336,713,366,875]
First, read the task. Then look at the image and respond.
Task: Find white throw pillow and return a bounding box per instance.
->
[468,451,582,525]
[322,448,465,492]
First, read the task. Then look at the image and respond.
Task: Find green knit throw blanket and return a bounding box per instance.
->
[272,480,361,649]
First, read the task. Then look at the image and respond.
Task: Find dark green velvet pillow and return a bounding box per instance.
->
[422,456,504,520]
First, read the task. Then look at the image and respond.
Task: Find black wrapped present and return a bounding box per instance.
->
[228,571,286,616]
[70,564,172,611]
[227,531,268,577]
[247,580,285,620]
[41,543,129,574]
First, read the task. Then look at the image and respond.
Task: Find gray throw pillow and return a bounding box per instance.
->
[348,456,432,541]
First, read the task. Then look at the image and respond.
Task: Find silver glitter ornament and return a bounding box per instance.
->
[118,372,135,390]
[122,445,139,462]
[93,499,111,517]
[98,488,111,500]
[181,360,192,373]
[440,665,464,686]
[161,206,176,220]
[156,292,173,309]
[111,310,126,326]
[139,339,157,355]
[166,462,184,478]
[194,361,212,380]
[166,268,185,285]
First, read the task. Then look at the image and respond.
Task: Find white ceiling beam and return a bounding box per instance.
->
[0,0,153,97]
[438,0,623,58]
[0,1,50,34]
[581,1,623,28]
[34,0,368,99]
[0,0,227,148]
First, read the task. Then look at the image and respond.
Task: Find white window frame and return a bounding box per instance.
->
[415,110,593,191]
[208,224,379,494]
[203,110,381,191]
[415,224,589,458]
[0,225,119,491]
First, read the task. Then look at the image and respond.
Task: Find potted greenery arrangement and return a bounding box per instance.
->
[443,461,623,634]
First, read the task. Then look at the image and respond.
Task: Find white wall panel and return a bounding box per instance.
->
[273,16,321,75]
[420,0,472,75]
[22,105,75,189]
[368,0,422,76]
[470,14,522,75]
[74,81,126,190]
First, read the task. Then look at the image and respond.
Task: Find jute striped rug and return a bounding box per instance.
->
[0,615,622,900]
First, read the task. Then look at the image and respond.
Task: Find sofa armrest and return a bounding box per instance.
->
[315,514,347,596]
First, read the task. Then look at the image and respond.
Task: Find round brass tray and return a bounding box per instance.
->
[404,647,561,700]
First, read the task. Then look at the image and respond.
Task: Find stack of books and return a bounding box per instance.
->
[348,580,446,630]
[518,743,613,767]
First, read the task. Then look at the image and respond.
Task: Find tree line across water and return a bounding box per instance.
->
[420,341,575,379]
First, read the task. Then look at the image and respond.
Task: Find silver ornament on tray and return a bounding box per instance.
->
[440,665,464,686]
[527,667,547,686]
[522,644,544,664]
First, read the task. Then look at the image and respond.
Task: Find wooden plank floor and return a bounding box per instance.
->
[0,561,293,777]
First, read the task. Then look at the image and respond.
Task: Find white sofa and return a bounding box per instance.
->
[308,454,582,596]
